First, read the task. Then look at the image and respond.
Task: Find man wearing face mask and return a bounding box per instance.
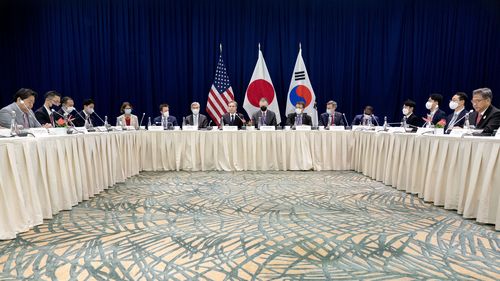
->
[468,88,500,136]
[185,102,209,128]
[251,97,277,127]
[318,100,344,127]
[153,103,178,127]
[0,88,42,128]
[401,99,423,130]
[423,93,446,127]
[57,96,77,125]
[444,92,468,132]
[34,91,61,127]
[73,99,98,127]
[352,106,379,126]
[286,101,312,126]
[116,102,139,129]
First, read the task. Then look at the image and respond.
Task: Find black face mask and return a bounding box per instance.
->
[260,106,267,111]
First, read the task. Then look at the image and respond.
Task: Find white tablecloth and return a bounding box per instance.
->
[1,130,498,239]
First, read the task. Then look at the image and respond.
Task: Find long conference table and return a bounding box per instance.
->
[1,129,499,239]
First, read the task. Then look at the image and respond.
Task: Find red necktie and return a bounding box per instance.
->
[331,115,334,126]
[476,113,482,125]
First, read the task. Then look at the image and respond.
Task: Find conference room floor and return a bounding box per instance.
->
[0,170,498,280]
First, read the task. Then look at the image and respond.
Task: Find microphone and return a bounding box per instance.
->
[446,109,474,132]
[342,113,351,129]
[207,120,213,130]
[139,113,145,129]
[19,100,44,128]
[373,115,380,126]
[93,111,106,126]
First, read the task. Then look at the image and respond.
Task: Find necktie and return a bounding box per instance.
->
[449,113,458,128]
[331,114,334,126]
[476,113,482,125]
[297,114,302,125]
[24,113,29,128]
[194,115,198,126]
[50,113,54,127]
[262,112,266,125]
[231,115,234,124]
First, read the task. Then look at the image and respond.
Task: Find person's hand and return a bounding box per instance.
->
[43,123,52,128]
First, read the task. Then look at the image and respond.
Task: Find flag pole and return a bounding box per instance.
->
[220,43,222,54]
[258,42,261,51]
[299,42,302,50]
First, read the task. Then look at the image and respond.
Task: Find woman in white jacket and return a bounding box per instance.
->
[116,102,139,129]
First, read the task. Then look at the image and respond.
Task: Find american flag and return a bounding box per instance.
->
[206,53,234,125]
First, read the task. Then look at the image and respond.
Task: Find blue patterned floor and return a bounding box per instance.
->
[0,171,499,280]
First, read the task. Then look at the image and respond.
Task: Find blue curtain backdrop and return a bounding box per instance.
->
[0,0,499,124]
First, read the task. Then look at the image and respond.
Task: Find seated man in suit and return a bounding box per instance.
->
[222,100,245,129]
[56,96,77,126]
[0,88,43,128]
[318,100,343,127]
[116,102,139,129]
[352,105,380,126]
[469,88,500,136]
[34,91,61,127]
[185,102,209,128]
[423,93,447,127]
[73,99,99,127]
[153,103,178,128]
[286,101,312,126]
[402,99,423,131]
[445,92,468,133]
[251,97,277,127]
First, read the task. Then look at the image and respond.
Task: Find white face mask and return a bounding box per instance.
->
[449,101,458,110]
[402,108,409,116]
[191,109,200,115]
[425,101,433,110]
[124,109,132,115]
[86,108,94,115]
[163,111,169,117]
[66,106,75,112]
[295,108,302,114]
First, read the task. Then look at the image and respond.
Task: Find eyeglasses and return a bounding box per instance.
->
[471,99,485,104]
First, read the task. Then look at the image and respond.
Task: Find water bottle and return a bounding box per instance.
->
[220,116,224,130]
[147,117,151,130]
[10,111,18,136]
[402,116,407,130]
[258,116,262,129]
[104,115,110,130]
[383,116,388,131]
[464,112,471,131]
[327,115,332,129]
[162,116,167,130]
[182,116,186,127]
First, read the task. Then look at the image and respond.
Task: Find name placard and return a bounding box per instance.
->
[327,126,345,131]
[260,126,276,131]
[387,127,406,133]
[182,125,198,131]
[295,125,312,131]
[416,128,435,135]
[30,128,49,137]
[222,126,238,131]
[148,126,164,131]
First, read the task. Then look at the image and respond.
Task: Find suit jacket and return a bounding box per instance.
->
[116,114,139,129]
[352,114,380,126]
[286,113,312,126]
[222,113,245,129]
[318,112,344,127]
[402,113,423,131]
[34,106,55,126]
[185,114,209,128]
[469,105,500,135]
[73,110,98,127]
[444,109,467,132]
[153,115,178,127]
[0,102,41,128]
[430,108,447,125]
[251,110,277,127]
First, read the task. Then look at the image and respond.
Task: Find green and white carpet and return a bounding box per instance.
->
[0,171,498,280]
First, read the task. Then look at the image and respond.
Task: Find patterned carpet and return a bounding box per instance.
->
[0,171,499,280]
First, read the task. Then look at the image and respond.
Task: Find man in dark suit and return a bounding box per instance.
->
[402,99,423,131]
[222,100,245,129]
[423,93,447,127]
[153,103,178,127]
[445,92,468,132]
[185,102,209,128]
[286,101,312,126]
[318,100,344,127]
[251,97,277,127]
[352,105,380,126]
[34,91,61,127]
[469,88,500,136]
[73,99,99,127]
